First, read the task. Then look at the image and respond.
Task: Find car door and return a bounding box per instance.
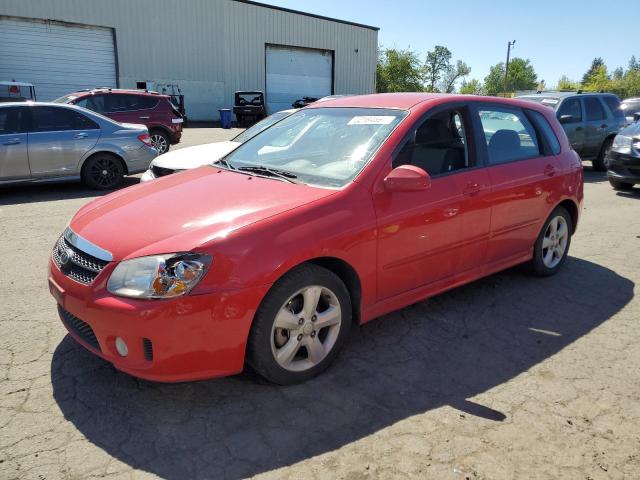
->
[477,104,561,267]
[0,106,30,180]
[557,97,585,155]
[373,106,491,300]
[27,106,101,177]
[581,96,608,158]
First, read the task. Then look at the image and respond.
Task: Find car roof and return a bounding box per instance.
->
[519,91,617,100]
[305,92,556,112]
[70,88,169,98]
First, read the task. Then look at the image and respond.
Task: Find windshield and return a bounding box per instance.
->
[222,107,407,188]
[52,94,78,104]
[232,110,292,143]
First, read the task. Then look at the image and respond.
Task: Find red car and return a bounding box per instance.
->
[48,93,583,384]
[55,89,183,154]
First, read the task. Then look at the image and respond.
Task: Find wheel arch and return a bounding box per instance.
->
[556,198,579,233]
[80,150,128,175]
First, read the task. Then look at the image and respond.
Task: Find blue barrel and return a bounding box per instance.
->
[219,108,232,129]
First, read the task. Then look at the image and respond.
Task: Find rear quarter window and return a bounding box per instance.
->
[527,110,561,155]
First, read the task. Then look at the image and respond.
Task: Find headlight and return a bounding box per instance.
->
[107,253,212,299]
[612,135,632,150]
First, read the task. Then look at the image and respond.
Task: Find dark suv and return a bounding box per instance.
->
[55,89,183,154]
[518,92,626,170]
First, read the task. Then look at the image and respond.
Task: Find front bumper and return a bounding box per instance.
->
[607,150,640,184]
[49,257,270,382]
[140,169,155,182]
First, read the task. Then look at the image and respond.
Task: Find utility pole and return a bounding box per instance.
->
[504,40,516,96]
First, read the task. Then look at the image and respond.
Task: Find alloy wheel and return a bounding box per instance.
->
[270,285,342,372]
[151,134,168,154]
[90,158,121,188]
[542,215,568,268]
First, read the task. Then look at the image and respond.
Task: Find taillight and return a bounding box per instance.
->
[138,134,152,146]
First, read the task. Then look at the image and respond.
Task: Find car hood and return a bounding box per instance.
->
[69,166,336,260]
[151,141,241,170]
[619,121,640,138]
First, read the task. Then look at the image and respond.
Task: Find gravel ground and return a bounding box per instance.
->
[1,127,639,479]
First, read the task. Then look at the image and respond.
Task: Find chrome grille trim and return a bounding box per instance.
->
[52,235,110,285]
[64,226,113,262]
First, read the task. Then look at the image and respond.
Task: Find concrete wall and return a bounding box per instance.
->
[0,0,378,120]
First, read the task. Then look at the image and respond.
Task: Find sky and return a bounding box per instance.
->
[264,0,638,87]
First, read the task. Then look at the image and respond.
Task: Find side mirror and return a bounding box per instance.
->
[558,114,574,124]
[384,165,431,192]
[633,112,640,123]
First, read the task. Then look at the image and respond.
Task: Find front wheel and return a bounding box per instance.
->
[529,206,572,276]
[247,264,352,385]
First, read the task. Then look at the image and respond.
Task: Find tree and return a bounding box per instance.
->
[439,60,471,93]
[556,75,580,91]
[483,58,538,95]
[629,55,640,72]
[583,64,611,92]
[459,78,484,95]
[582,57,605,85]
[612,67,624,81]
[376,48,424,93]
[423,45,452,92]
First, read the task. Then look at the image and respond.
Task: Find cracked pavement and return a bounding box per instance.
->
[1,129,639,479]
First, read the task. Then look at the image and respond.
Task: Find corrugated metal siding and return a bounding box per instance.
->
[0,17,116,101]
[0,0,377,120]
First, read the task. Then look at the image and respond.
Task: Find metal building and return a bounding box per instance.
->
[0,0,378,120]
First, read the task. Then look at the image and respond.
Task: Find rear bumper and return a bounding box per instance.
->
[169,126,182,144]
[607,150,640,184]
[49,257,270,382]
[123,145,157,175]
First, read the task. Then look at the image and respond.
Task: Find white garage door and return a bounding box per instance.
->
[265,45,333,113]
[0,18,117,101]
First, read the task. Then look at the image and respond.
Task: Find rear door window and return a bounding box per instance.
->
[75,95,107,114]
[557,98,582,123]
[602,96,624,119]
[478,107,540,165]
[583,97,605,121]
[33,107,99,132]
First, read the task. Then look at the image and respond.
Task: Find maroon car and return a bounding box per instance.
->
[55,89,183,154]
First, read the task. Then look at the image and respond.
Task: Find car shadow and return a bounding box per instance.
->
[50,257,633,479]
[615,188,640,199]
[0,177,140,206]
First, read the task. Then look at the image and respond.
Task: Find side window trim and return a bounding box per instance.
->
[391,102,480,177]
[524,109,561,156]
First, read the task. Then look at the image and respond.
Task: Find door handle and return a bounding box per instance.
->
[444,207,459,218]
[74,133,89,138]
[139,116,150,119]
[2,138,21,145]
[463,182,481,196]
[575,126,583,131]
[544,164,557,177]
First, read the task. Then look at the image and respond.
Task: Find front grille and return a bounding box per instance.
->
[58,306,101,352]
[52,235,109,284]
[628,167,640,176]
[143,338,154,361]
[152,165,174,178]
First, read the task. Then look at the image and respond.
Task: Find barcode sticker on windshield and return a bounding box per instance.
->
[348,116,395,125]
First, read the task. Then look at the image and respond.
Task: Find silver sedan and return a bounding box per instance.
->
[0,102,157,190]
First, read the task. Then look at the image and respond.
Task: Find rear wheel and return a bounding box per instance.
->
[608,178,634,191]
[150,130,170,154]
[81,153,125,190]
[247,264,352,385]
[592,137,613,172]
[529,206,572,277]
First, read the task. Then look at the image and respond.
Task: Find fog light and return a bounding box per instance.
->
[115,337,128,357]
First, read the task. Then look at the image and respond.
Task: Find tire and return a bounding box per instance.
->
[81,153,125,190]
[592,137,613,172]
[608,178,634,191]
[150,130,170,154]
[529,206,573,277]
[247,264,352,385]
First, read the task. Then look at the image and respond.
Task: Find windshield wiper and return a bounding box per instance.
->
[237,166,298,183]
[213,158,236,169]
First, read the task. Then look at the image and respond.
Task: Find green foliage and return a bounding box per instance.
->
[439,60,471,93]
[574,56,640,97]
[376,48,424,93]
[556,75,580,91]
[582,57,605,85]
[459,78,484,95]
[423,45,452,92]
[483,58,538,95]
[583,65,610,91]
